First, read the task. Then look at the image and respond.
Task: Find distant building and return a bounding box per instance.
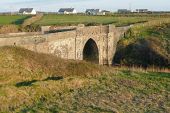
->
[136,9,148,13]
[101,10,111,15]
[19,8,36,15]
[117,9,131,13]
[86,9,101,15]
[85,9,107,15]
[58,8,77,14]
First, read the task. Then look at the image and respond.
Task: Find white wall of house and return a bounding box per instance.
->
[23,9,36,15]
[63,9,77,14]
[31,9,37,15]
[97,12,106,15]
[64,11,69,14]
[72,9,77,14]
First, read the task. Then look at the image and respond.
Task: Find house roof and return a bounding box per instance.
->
[19,8,34,13]
[101,10,110,13]
[118,9,129,11]
[86,9,100,13]
[136,9,148,11]
[58,8,75,12]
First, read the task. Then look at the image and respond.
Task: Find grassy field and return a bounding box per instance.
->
[0,15,30,25]
[34,14,154,26]
[0,14,166,27]
[0,46,169,113]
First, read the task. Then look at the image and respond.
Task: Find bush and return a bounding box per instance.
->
[0,25,18,34]
[114,38,170,67]
[20,25,41,32]
[113,23,170,68]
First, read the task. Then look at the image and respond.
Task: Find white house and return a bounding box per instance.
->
[19,8,36,15]
[85,9,106,15]
[58,8,77,14]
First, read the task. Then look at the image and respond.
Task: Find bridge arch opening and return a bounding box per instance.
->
[83,38,99,64]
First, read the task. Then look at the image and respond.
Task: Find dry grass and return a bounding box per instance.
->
[0,25,19,34]
[22,14,43,27]
[0,46,169,113]
[0,46,112,84]
[114,19,170,68]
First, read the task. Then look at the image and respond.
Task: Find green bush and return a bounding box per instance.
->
[113,23,170,68]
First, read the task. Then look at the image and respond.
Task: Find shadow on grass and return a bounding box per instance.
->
[121,70,133,76]
[12,16,31,25]
[15,80,38,87]
[43,76,63,81]
[15,76,64,87]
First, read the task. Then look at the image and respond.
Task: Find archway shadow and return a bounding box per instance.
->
[113,38,169,68]
[83,38,99,64]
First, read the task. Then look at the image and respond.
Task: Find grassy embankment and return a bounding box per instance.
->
[0,15,30,34]
[0,14,44,33]
[0,46,169,113]
[114,18,170,68]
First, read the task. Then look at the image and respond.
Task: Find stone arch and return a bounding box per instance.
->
[83,38,99,64]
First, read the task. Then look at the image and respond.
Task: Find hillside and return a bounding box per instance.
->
[0,46,169,113]
[114,21,170,68]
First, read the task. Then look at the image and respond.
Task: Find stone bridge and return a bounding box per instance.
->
[0,25,129,65]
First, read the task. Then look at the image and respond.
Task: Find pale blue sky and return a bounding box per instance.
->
[0,0,170,12]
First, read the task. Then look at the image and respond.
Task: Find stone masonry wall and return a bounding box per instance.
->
[0,25,128,65]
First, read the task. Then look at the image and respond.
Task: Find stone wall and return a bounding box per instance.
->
[0,25,129,65]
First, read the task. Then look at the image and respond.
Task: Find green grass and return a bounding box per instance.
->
[34,14,153,26]
[0,15,30,25]
[114,19,170,67]
[0,14,165,27]
[18,71,170,113]
[0,46,169,113]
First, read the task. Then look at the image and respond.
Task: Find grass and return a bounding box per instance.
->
[0,14,154,33]
[114,18,170,68]
[0,46,169,113]
[0,15,30,25]
[34,14,154,26]
[0,14,170,112]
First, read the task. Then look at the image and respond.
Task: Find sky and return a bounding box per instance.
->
[0,0,170,12]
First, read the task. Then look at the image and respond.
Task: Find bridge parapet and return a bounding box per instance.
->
[76,25,110,36]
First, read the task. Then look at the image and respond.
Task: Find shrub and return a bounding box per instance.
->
[0,25,18,34]
[20,25,41,32]
[113,23,170,68]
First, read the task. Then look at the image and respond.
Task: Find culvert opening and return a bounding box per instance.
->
[83,38,99,64]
